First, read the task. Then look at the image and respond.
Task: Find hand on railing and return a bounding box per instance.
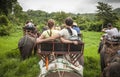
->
[36,38,43,43]
[72,41,79,45]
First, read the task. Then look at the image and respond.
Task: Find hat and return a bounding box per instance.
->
[107,23,112,27]
[107,23,112,26]
[73,22,77,26]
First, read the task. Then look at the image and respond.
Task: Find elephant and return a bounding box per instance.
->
[109,62,120,77]
[18,35,37,60]
[99,41,120,72]
[100,44,109,72]
[100,44,120,77]
[45,71,82,77]
[39,57,83,77]
[102,58,120,77]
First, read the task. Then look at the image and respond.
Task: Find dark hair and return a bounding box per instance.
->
[107,23,112,27]
[65,17,73,26]
[26,21,30,24]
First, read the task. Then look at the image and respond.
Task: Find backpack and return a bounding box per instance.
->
[66,28,80,41]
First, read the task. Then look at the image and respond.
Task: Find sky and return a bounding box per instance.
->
[18,0,120,14]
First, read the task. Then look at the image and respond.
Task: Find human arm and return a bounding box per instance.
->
[102,28,107,32]
[36,34,60,43]
[60,37,78,45]
[36,31,46,43]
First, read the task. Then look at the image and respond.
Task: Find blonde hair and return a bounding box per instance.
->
[47,19,55,29]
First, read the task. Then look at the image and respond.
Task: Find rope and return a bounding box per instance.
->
[46,56,49,70]
[57,71,65,77]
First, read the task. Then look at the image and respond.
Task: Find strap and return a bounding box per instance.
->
[45,56,49,70]
[47,30,52,37]
[66,28,73,36]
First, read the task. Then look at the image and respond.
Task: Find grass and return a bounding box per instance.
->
[0,31,40,77]
[0,31,102,77]
[83,31,102,57]
[0,32,22,54]
[82,31,102,77]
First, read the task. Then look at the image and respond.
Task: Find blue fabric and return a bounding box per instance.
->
[73,26,80,34]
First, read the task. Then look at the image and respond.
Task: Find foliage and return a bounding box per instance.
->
[0,31,102,77]
[13,2,23,16]
[0,15,13,36]
[116,20,120,30]
[1,1,120,33]
[0,32,40,77]
[88,21,102,32]
[50,11,69,25]
[82,31,101,77]
[84,56,100,77]
[79,21,103,32]
[0,0,17,16]
[79,23,89,30]
[113,8,120,17]
[113,8,120,12]
[96,2,119,26]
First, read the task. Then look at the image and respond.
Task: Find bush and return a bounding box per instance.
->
[5,49,20,59]
[15,57,40,77]
[79,23,89,30]
[116,21,120,30]
[84,56,100,77]
[0,56,40,77]
[88,22,102,32]
[0,15,13,36]
[0,58,19,77]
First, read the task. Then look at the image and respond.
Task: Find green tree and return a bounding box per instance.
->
[13,2,22,16]
[51,11,68,25]
[96,2,119,27]
[0,0,17,16]
[0,15,12,36]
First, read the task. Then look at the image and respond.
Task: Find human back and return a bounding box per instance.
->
[42,29,59,38]
[40,19,59,39]
[59,17,78,40]
[102,23,119,40]
[105,27,118,37]
[59,28,77,40]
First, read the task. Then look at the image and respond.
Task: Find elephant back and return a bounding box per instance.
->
[18,35,36,48]
[45,71,82,77]
[18,35,36,60]
[103,59,120,77]
[101,40,120,77]
[39,58,83,77]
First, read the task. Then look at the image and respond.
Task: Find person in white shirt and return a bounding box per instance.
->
[98,23,119,53]
[102,23,118,40]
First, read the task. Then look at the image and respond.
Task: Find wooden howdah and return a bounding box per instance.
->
[38,41,84,65]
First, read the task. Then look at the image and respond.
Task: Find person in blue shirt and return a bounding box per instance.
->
[72,22,82,40]
[72,22,80,36]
